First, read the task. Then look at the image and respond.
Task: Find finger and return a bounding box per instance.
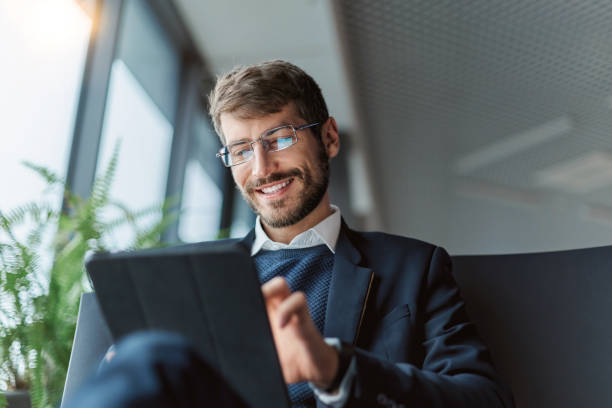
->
[277,291,310,328]
[262,276,291,300]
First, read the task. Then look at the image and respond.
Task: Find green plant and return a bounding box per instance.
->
[0,148,176,408]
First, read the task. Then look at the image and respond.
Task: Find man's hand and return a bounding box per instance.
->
[262,277,339,388]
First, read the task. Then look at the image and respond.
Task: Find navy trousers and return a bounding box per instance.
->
[64,332,247,408]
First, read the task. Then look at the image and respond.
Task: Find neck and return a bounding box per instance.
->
[261,194,333,244]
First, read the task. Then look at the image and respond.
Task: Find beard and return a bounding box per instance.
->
[240,143,330,228]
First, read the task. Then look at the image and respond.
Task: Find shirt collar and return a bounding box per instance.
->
[251,205,341,256]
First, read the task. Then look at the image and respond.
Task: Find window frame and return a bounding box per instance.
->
[66,0,237,243]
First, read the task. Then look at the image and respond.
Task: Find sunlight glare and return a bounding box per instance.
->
[0,0,91,53]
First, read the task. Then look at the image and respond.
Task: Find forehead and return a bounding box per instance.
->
[220,103,302,145]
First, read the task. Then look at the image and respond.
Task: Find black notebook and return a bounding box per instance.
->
[86,242,290,408]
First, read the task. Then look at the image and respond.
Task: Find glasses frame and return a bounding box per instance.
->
[216,122,320,167]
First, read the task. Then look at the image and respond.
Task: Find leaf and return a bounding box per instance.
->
[0,203,54,233]
[21,161,64,187]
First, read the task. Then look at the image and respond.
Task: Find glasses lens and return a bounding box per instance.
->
[228,141,253,165]
[262,127,296,152]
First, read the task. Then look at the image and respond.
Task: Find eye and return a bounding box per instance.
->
[229,142,252,162]
[262,127,295,151]
[235,148,252,160]
[274,136,294,150]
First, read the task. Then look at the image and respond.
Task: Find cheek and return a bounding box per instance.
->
[231,169,247,190]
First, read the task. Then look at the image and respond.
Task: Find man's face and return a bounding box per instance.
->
[220,104,330,229]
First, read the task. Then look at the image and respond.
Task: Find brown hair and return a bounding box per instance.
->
[208,60,329,144]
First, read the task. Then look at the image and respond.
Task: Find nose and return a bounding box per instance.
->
[250,142,272,178]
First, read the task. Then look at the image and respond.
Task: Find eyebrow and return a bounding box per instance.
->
[262,122,292,135]
[226,121,296,146]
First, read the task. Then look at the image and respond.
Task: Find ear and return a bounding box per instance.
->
[321,117,340,159]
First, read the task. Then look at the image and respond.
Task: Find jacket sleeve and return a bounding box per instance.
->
[344,246,515,408]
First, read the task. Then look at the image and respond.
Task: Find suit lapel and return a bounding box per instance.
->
[323,223,374,345]
[238,229,255,253]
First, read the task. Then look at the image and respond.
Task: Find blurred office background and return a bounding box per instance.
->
[3,0,612,255]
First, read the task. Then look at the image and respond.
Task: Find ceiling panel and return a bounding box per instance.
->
[334,0,612,235]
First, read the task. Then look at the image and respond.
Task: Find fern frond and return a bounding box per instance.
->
[0,203,53,233]
[89,141,120,211]
[21,162,64,186]
[1,151,177,406]
[132,210,178,250]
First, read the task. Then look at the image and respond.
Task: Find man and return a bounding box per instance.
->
[67,60,514,408]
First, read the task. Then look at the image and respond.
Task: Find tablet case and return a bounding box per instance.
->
[86,242,290,408]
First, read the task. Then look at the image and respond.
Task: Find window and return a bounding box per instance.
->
[178,109,224,242]
[94,0,181,248]
[95,60,174,248]
[0,0,90,214]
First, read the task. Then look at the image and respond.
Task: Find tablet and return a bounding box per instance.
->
[86,242,290,408]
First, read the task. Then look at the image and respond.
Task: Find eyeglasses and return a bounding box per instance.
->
[216,122,320,167]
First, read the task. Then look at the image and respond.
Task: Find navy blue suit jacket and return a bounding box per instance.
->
[239,222,514,407]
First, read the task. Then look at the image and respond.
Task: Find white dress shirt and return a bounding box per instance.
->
[251,205,341,255]
[251,205,355,407]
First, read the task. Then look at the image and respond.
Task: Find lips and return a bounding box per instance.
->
[259,179,291,194]
[255,178,293,197]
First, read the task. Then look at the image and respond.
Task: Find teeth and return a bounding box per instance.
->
[261,180,290,194]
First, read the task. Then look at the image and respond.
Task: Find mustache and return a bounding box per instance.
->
[245,169,303,193]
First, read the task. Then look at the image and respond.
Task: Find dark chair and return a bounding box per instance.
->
[60,292,112,408]
[452,245,612,408]
[61,246,612,407]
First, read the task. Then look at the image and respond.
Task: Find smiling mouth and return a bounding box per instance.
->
[255,178,293,196]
